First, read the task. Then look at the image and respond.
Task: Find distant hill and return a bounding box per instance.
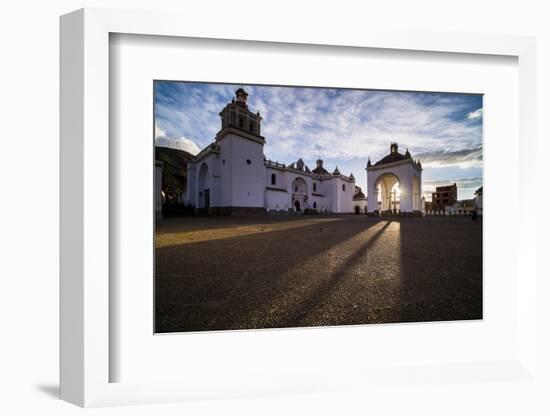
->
[155,146,195,204]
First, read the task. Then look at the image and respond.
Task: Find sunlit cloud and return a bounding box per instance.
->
[467,108,483,120]
[155,122,200,155]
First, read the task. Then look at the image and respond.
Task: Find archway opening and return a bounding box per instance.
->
[375,173,400,214]
[294,200,301,212]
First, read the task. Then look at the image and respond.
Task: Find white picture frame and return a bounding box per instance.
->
[60,8,538,408]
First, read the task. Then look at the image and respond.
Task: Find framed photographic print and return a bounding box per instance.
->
[153,81,484,334]
[60,7,538,408]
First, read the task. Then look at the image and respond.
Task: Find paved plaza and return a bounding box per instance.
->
[155,215,482,333]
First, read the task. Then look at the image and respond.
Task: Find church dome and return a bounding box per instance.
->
[312,159,329,175]
[353,185,365,199]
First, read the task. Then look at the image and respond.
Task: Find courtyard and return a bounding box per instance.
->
[155,215,482,333]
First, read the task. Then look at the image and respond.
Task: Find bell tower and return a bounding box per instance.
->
[218,88,263,139]
[215,88,267,211]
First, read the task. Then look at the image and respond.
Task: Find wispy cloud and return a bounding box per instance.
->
[154,82,483,193]
[415,146,483,169]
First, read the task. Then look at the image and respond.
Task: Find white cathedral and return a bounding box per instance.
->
[182,88,422,215]
[185,88,356,215]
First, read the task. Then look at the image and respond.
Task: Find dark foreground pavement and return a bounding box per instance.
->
[155,215,482,332]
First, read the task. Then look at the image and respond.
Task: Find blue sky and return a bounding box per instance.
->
[154,81,483,201]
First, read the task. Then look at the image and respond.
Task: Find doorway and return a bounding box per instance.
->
[204,189,210,210]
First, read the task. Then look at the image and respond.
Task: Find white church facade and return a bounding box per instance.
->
[186,88,356,215]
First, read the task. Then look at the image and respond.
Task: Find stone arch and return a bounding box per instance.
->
[374,173,400,213]
[292,177,307,194]
[292,177,308,212]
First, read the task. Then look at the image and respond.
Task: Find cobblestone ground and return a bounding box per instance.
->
[155,215,482,333]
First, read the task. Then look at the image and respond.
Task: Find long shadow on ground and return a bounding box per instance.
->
[155,217,482,333]
[156,218,382,332]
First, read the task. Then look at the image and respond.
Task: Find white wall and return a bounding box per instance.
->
[338,179,355,213]
[224,134,265,207]
[265,189,290,210]
[322,177,354,213]
[353,199,367,213]
[265,167,290,210]
[310,194,328,211]
[3,1,549,416]
[218,138,233,207]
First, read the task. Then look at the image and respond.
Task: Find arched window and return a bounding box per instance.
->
[271,173,276,185]
[342,184,346,191]
[313,183,317,192]
[313,202,317,209]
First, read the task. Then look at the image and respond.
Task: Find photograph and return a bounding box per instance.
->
[154,81,483,333]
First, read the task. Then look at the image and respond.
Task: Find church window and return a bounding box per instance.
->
[342,184,346,191]
[249,121,256,132]
[246,159,251,165]
[230,111,236,125]
[313,202,317,209]
[313,183,317,192]
[239,117,244,128]
[271,173,276,185]
[294,185,298,192]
